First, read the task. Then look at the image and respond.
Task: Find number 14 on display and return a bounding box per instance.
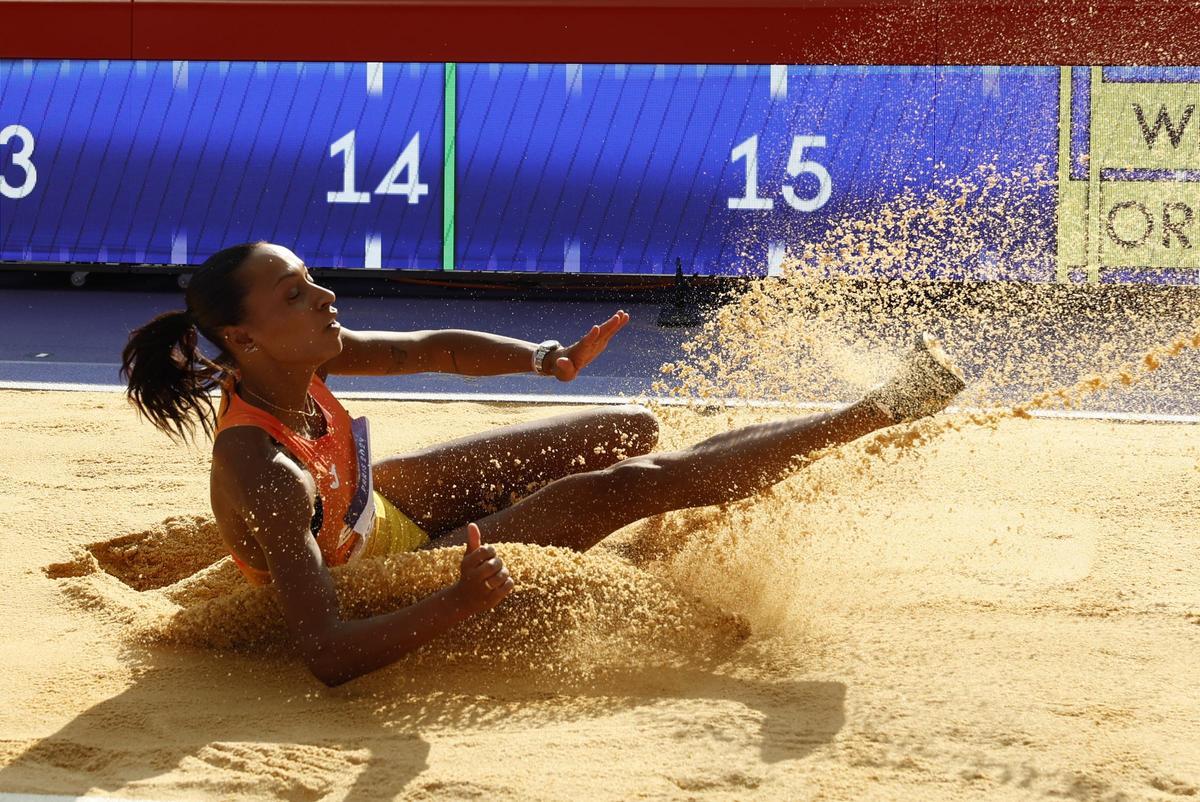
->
[326,130,429,205]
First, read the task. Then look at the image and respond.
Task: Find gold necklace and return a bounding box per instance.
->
[239,383,321,420]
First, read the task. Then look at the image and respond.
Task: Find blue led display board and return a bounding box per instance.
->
[2,61,1198,281]
[0,60,444,268]
[454,64,1057,275]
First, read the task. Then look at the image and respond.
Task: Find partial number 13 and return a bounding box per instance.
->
[0,125,37,199]
[729,134,831,212]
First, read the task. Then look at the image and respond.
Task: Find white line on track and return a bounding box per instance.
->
[0,794,169,802]
[2,379,1198,424]
[0,360,122,368]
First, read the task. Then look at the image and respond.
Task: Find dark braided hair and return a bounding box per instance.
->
[120,240,267,442]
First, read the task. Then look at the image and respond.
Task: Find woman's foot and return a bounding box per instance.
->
[864,333,966,423]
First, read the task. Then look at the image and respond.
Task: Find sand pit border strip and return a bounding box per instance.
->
[0,794,169,802]
[2,378,1198,424]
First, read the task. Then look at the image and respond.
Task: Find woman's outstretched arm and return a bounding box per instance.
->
[318,310,629,381]
[215,441,512,687]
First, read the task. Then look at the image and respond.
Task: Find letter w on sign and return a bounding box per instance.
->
[1133,103,1195,149]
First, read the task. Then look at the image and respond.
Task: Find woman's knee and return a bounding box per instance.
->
[611,404,659,455]
[592,452,683,519]
[605,450,739,512]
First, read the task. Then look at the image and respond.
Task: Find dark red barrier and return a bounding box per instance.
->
[0,0,1198,64]
[0,2,130,59]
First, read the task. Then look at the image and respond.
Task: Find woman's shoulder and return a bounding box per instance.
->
[212,424,276,466]
[212,428,315,495]
[210,428,317,576]
[211,427,318,537]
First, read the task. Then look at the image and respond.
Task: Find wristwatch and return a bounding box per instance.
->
[532,339,561,375]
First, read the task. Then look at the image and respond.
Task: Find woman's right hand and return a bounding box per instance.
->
[452,522,514,615]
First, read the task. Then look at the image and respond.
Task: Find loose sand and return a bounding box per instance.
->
[2,386,1198,801]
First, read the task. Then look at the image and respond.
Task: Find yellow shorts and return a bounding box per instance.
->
[361,490,430,557]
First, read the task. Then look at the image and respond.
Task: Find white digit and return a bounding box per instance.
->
[781,135,831,212]
[0,124,38,200]
[374,132,428,205]
[728,134,773,210]
[327,130,371,204]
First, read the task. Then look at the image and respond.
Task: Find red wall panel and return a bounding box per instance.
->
[0,0,1197,64]
[0,1,130,59]
[937,1,1200,65]
[128,1,943,64]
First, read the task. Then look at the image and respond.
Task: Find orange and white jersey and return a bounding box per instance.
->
[214,372,375,585]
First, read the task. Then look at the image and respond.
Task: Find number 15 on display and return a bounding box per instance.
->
[729,134,831,212]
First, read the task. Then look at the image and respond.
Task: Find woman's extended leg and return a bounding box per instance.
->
[426,398,892,550]
[427,331,967,550]
[373,404,659,533]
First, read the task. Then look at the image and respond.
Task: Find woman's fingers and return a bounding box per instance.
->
[482,571,511,594]
[596,315,620,337]
[466,556,507,583]
[596,312,626,345]
[474,561,512,603]
[462,543,495,571]
[486,577,515,605]
[556,311,629,380]
[592,311,625,340]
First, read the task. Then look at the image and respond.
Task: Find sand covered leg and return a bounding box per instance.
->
[427,399,895,551]
[862,332,967,423]
[373,404,658,533]
[429,335,967,551]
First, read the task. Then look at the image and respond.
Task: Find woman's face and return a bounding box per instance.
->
[227,244,343,367]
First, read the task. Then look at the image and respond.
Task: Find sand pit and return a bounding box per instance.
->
[2,384,1198,801]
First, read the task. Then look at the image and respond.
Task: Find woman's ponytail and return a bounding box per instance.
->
[121,309,223,442]
[120,240,263,441]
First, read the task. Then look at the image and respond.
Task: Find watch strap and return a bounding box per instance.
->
[533,340,561,375]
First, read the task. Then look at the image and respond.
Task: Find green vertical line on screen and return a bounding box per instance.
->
[443,62,457,271]
[1086,66,1101,283]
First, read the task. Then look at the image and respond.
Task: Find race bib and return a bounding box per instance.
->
[338,415,375,558]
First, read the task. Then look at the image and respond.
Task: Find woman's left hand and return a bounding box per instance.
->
[549,310,630,382]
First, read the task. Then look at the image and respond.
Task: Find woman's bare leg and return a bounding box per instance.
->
[425,330,966,550]
[373,404,658,534]
[427,399,893,550]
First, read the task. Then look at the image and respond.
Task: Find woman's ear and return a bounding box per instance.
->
[223,326,257,354]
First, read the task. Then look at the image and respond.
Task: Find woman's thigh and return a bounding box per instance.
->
[373,404,658,536]
[423,451,679,552]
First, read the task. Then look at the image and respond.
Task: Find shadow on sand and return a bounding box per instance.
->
[0,644,845,800]
[10,515,846,799]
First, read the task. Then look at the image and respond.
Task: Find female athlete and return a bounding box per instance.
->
[121,240,965,686]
